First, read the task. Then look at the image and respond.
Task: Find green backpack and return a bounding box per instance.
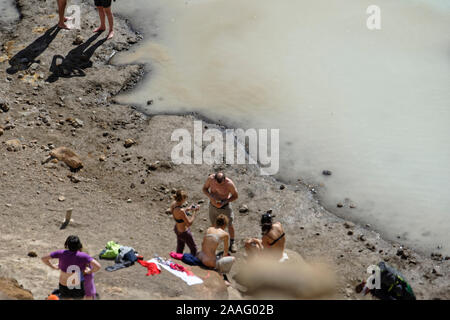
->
[376,261,416,300]
[99,241,121,260]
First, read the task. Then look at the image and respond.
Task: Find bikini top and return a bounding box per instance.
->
[205,233,220,243]
[268,232,285,246]
[172,206,184,223]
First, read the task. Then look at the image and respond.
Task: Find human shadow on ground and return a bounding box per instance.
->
[7,25,60,74]
[46,32,107,83]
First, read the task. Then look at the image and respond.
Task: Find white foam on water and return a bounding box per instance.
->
[113,0,450,255]
[0,0,19,27]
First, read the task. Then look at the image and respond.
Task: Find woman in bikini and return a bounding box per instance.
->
[197,214,236,285]
[171,190,199,256]
[245,212,286,261]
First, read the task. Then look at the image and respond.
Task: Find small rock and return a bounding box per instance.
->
[279,185,285,190]
[58,196,65,202]
[349,204,356,209]
[358,234,366,241]
[5,203,12,208]
[73,35,84,45]
[322,170,332,176]
[431,252,443,261]
[27,251,37,258]
[130,183,135,189]
[344,222,355,229]
[239,205,249,213]
[68,174,81,183]
[99,155,106,162]
[0,128,3,136]
[124,139,136,148]
[345,288,353,297]
[347,230,354,236]
[337,203,343,208]
[5,139,22,152]
[127,199,132,203]
[30,62,40,71]
[198,228,204,233]
[146,100,153,105]
[198,200,205,204]
[0,98,9,112]
[159,161,173,169]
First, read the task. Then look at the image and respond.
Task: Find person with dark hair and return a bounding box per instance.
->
[245,212,286,261]
[202,172,239,252]
[197,214,236,286]
[170,189,200,255]
[41,235,101,300]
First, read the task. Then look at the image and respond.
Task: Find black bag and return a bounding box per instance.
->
[373,262,416,300]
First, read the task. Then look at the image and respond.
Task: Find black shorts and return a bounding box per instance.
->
[59,281,85,299]
[94,0,112,8]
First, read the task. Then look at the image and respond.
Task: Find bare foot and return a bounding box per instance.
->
[93,27,106,33]
[58,23,71,30]
[64,17,74,22]
[107,30,114,40]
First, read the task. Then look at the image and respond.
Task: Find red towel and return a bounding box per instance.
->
[138,260,161,276]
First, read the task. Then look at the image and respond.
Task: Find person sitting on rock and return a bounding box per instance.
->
[170,190,199,256]
[245,212,287,261]
[41,235,101,300]
[197,214,236,286]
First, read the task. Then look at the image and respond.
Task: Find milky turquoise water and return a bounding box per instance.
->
[111,0,450,255]
[0,0,19,28]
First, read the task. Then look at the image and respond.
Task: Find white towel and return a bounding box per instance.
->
[148,259,203,286]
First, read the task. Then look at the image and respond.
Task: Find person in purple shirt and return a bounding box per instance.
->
[42,235,101,299]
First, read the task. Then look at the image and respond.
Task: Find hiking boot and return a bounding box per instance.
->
[230,243,237,253]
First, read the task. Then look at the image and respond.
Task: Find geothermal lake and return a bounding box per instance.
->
[0,0,19,28]
[113,0,450,255]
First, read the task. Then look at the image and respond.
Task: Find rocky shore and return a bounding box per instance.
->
[0,0,448,300]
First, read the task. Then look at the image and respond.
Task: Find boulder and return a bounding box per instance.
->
[0,278,33,300]
[49,147,83,170]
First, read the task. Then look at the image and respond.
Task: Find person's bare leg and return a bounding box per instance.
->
[57,0,70,29]
[105,7,114,39]
[94,7,106,32]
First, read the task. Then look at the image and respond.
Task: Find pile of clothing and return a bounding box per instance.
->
[99,241,140,272]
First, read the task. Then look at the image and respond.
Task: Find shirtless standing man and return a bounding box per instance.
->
[202,172,239,253]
